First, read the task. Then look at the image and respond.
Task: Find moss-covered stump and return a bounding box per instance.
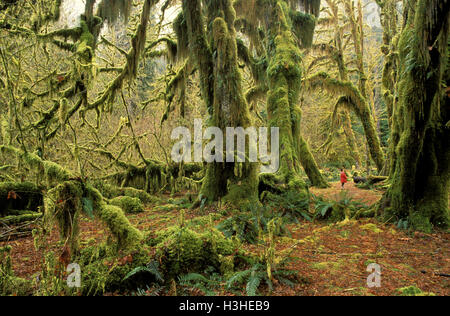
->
[0,182,43,216]
[154,225,239,280]
[109,196,144,214]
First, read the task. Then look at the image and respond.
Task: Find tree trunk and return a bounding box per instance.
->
[382,0,450,232]
[183,0,259,208]
[266,0,329,191]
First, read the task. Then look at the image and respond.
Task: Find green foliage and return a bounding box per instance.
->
[123,260,164,284]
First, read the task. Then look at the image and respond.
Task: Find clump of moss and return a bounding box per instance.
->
[154,225,239,280]
[395,286,435,296]
[110,196,144,214]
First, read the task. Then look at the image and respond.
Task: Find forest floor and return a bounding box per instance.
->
[1,182,449,296]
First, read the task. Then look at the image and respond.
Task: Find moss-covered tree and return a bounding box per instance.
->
[380,0,450,232]
[180,0,260,207]
[233,0,329,190]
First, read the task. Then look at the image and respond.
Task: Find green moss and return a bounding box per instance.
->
[0,213,42,225]
[360,223,383,234]
[381,0,450,232]
[290,11,316,48]
[110,196,144,214]
[94,182,160,204]
[95,202,143,250]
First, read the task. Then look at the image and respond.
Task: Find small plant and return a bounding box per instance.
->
[265,191,312,223]
[226,262,297,296]
[312,192,370,222]
[123,260,164,284]
[216,205,288,244]
[226,219,298,296]
[177,272,222,296]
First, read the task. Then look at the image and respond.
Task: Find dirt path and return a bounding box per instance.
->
[310,182,383,206]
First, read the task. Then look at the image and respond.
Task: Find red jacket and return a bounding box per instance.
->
[341,172,348,184]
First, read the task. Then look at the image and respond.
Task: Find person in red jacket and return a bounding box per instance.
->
[340,168,348,189]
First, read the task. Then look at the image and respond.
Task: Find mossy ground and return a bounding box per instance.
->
[0,186,448,296]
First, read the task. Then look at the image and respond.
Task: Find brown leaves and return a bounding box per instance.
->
[58,246,71,267]
[7,191,20,200]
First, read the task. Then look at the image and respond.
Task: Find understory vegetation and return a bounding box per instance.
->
[0,0,448,297]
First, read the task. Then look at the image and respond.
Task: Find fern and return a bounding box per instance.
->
[226,269,252,289]
[178,273,220,296]
[123,260,164,284]
[178,273,212,284]
[246,271,262,296]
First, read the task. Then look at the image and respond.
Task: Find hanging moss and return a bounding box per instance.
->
[0,115,11,145]
[173,12,189,61]
[181,0,260,207]
[290,10,316,48]
[96,0,133,25]
[31,0,62,31]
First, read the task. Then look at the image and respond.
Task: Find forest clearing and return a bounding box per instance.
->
[0,0,449,298]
